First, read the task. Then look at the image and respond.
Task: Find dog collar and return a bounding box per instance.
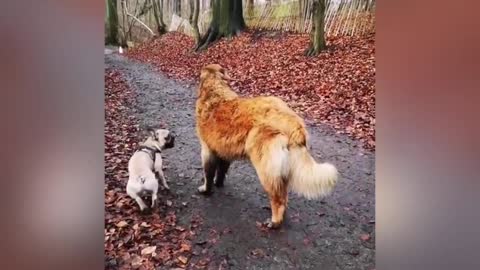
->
[137,146,161,162]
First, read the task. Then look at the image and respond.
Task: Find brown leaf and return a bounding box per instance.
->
[178,255,188,264]
[360,234,371,241]
[131,255,143,268]
[251,248,265,258]
[180,243,191,252]
[116,221,128,228]
[141,246,157,256]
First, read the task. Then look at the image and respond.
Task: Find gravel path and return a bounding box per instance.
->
[105,54,375,270]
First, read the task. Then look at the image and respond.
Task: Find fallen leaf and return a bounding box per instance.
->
[141,246,157,255]
[131,255,143,267]
[180,243,191,252]
[251,248,265,258]
[360,234,371,241]
[116,221,128,228]
[178,255,188,264]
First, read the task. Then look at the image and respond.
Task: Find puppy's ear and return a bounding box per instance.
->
[145,127,156,139]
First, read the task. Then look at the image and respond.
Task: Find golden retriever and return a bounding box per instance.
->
[195,64,338,228]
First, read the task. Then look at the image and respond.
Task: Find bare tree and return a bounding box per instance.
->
[118,0,155,46]
[195,0,246,51]
[151,0,166,34]
[305,0,326,56]
[175,0,182,15]
[106,0,119,45]
[189,0,194,21]
[298,0,309,32]
[189,0,200,45]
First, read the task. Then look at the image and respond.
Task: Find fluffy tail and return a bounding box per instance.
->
[287,146,338,199]
[286,127,338,199]
[257,126,338,199]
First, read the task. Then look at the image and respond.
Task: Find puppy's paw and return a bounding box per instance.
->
[140,207,152,215]
[197,185,212,196]
[163,184,170,190]
[263,218,281,229]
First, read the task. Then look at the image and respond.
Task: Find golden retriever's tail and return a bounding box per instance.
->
[286,127,339,199]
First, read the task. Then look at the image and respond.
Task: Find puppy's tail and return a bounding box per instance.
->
[286,128,339,199]
[138,176,147,184]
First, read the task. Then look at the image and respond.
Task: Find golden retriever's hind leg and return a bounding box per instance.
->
[267,186,288,229]
[250,147,288,228]
[198,144,216,195]
[247,128,289,228]
[214,158,230,187]
[254,172,288,229]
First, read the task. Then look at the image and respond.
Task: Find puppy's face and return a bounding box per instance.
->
[149,128,175,149]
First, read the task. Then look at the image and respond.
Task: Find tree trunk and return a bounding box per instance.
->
[106,0,119,45]
[190,0,200,45]
[189,0,194,21]
[298,0,305,32]
[151,0,166,34]
[305,0,326,56]
[195,0,246,51]
[175,0,182,15]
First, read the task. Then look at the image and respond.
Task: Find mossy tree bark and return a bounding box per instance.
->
[195,0,246,51]
[305,0,326,56]
[106,0,119,45]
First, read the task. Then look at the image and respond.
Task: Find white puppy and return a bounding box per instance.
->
[126,128,175,211]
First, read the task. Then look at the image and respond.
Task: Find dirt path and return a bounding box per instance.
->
[105,54,375,270]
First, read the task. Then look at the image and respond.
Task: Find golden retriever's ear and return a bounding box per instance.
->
[219,68,232,80]
[200,68,209,81]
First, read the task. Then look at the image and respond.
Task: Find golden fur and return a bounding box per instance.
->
[195,64,338,228]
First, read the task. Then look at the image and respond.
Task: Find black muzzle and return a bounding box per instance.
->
[164,133,175,149]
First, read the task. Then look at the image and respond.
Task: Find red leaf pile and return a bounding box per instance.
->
[105,70,206,269]
[126,31,375,150]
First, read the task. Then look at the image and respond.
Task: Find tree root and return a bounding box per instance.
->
[304,44,326,57]
[195,27,220,52]
[304,45,317,57]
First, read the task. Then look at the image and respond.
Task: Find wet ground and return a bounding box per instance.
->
[105,54,375,270]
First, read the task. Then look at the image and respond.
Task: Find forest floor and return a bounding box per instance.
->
[105,31,375,270]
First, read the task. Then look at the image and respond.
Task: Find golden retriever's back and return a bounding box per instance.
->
[196,95,306,160]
